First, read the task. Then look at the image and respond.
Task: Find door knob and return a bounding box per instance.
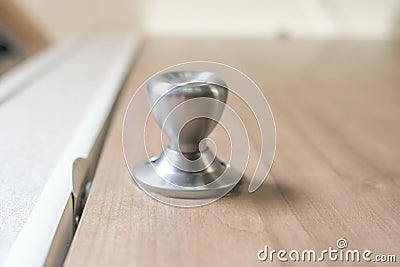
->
[132,71,242,199]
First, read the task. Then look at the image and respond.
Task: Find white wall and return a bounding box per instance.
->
[14,0,400,41]
[13,0,139,40]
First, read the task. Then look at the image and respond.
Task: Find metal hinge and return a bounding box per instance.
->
[72,158,92,228]
[71,116,110,228]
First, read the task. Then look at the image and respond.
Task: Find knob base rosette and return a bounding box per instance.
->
[132,147,241,199]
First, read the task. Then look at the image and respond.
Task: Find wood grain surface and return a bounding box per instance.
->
[64,38,400,266]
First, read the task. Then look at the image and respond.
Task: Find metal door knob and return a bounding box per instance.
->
[132,71,241,199]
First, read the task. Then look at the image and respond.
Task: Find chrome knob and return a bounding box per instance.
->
[132,71,242,199]
[146,71,227,154]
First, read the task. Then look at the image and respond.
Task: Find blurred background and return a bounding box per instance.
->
[8,0,400,41]
[1,0,400,74]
